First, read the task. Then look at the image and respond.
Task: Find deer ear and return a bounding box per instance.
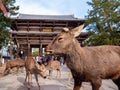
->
[70,24,84,37]
[63,28,69,32]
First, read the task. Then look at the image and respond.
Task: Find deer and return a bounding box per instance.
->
[3,58,25,75]
[46,24,120,90]
[45,60,61,79]
[24,56,47,90]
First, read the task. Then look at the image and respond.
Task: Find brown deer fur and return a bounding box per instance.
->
[24,56,46,90]
[46,24,120,90]
[3,58,25,75]
[46,60,61,79]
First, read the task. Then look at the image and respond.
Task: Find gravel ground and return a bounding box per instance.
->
[0,64,119,90]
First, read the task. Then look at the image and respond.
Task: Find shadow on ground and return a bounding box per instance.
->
[17,84,71,90]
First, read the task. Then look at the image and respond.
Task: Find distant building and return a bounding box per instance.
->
[10,14,88,57]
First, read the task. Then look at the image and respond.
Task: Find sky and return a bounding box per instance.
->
[15,0,92,19]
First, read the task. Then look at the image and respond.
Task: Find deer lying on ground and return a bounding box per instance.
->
[3,58,25,75]
[46,60,61,79]
[46,24,120,90]
[24,56,46,90]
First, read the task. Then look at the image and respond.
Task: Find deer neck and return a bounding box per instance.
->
[65,41,85,73]
[45,65,49,70]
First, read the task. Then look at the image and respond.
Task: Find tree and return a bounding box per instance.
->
[0,0,19,48]
[2,0,19,15]
[0,0,19,49]
[7,43,17,58]
[0,14,11,49]
[0,0,19,65]
[85,0,120,46]
[32,48,39,57]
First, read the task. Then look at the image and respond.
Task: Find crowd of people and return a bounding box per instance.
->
[18,49,65,66]
[35,55,65,65]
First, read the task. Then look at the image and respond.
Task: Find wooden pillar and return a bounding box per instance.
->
[27,43,30,56]
[10,33,13,59]
[27,33,30,56]
[40,44,42,56]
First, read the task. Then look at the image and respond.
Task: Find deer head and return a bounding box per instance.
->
[46,24,84,54]
[36,63,47,78]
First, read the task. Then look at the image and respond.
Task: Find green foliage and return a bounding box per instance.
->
[32,48,39,57]
[85,0,120,46]
[2,0,19,15]
[7,44,17,56]
[0,0,19,50]
[0,14,12,49]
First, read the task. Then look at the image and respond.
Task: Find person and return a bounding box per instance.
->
[57,56,63,65]
[60,57,64,65]
[36,56,39,62]
[46,55,52,63]
[18,49,25,60]
[37,55,43,65]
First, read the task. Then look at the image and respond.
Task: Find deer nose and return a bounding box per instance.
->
[44,76,47,79]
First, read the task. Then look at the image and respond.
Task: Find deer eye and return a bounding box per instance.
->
[58,37,63,41]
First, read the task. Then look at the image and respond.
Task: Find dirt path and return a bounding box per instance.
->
[0,64,118,90]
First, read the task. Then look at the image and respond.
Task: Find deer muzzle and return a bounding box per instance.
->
[46,50,54,54]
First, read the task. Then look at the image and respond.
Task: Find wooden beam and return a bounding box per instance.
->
[10,31,61,35]
[18,40,52,44]
[14,36,53,39]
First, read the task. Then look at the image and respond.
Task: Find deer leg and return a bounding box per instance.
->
[28,72,32,86]
[8,68,13,74]
[26,72,32,89]
[49,70,52,79]
[113,77,120,90]
[2,67,7,76]
[56,69,61,79]
[34,74,40,90]
[21,66,24,73]
[59,69,61,78]
[56,70,58,79]
[73,77,82,90]
[24,71,32,90]
[91,78,102,90]
[24,71,28,85]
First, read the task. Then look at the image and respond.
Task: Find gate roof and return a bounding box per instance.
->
[10,14,88,47]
